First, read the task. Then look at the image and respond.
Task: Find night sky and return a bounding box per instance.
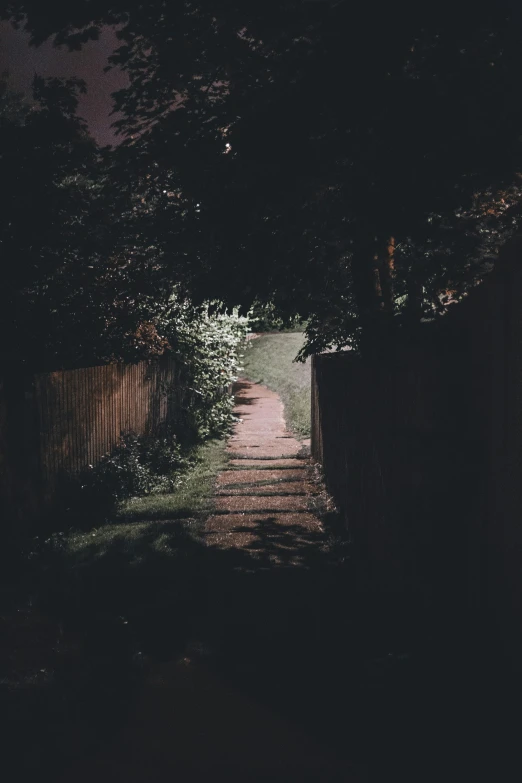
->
[0,21,128,146]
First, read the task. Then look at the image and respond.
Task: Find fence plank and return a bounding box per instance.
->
[20,357,180,500]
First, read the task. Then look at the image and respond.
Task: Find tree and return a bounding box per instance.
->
[0,74,237,372]
[0,75,105,369]
[2,2,522,355]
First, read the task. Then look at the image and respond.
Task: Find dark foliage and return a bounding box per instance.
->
[2,2,522,354]
[68,431,194,517]
[0,77,102,370]
[247,300,304,333]
[2,493,515,781]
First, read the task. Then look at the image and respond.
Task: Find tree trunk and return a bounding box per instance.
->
[379,236,395,313]
[350,237,381,331]
[405,277,424,324]
[351,235,396,357]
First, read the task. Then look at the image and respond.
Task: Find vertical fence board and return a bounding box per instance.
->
[2,355,198,537]
[26,358,183,498]
[310,237,522,674]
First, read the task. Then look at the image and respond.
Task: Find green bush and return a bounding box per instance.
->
[55,308,247,518]
[87,432,191,497]
[165,305,248,439]
[247,300,304,333]
[43,306,249,528]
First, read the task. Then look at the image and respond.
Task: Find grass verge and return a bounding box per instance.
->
[240,332,311,438]
[117,438,229,522]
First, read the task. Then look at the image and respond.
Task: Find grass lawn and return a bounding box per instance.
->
[240,332,311,437]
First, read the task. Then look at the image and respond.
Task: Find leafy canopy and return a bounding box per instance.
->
[2,2,522,354]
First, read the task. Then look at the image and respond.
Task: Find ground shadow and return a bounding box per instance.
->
[3,505,517,782]
[231,379,259,404]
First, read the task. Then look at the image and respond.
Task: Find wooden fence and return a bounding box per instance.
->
[1,356,190,528]
[311,236,522,675]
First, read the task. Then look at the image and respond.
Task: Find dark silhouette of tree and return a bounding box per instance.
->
[2,2,522,354]
[0,76,103,369]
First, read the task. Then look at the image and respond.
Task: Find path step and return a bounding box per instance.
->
[228,449,302,459]
[217,482,318,497]
[227,458,309,469]
[205,512,324,551]
[227,437,299,443]
[213,495,310,513]
[217,469,312,485]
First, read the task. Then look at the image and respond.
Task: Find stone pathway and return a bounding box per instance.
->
[204,379,325,566]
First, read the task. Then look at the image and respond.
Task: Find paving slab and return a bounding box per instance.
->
[227,458,309,468]
[204,512,325,558]
[217,469,312,485]
[213,494,311,512]
[216,481,319,496]
[228,449,302,459]
[205,512,324,535]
